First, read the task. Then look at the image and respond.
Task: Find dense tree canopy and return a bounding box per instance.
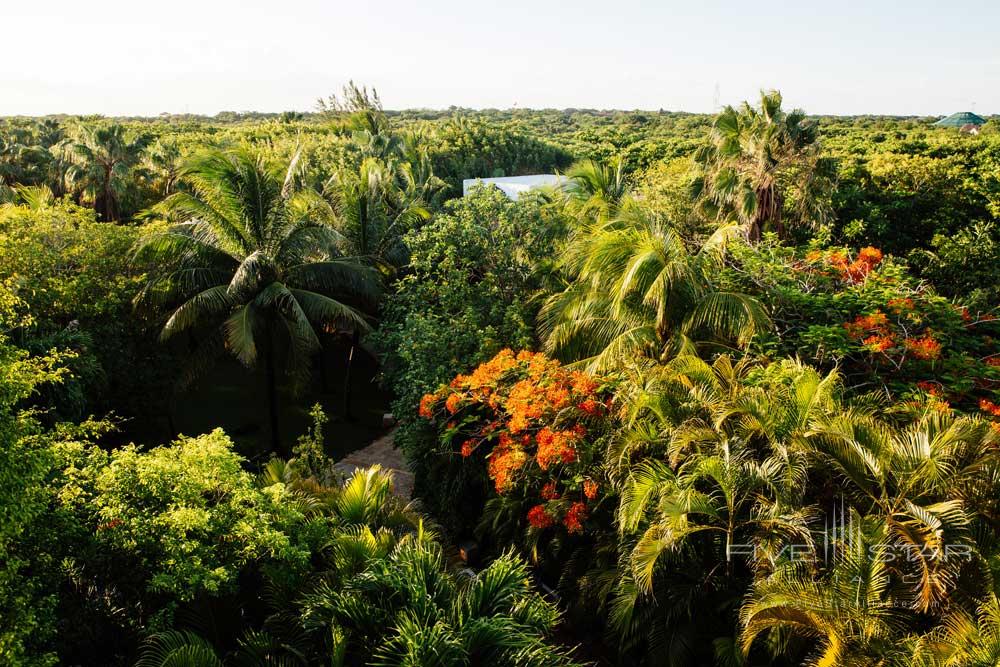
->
[1,90,999,667]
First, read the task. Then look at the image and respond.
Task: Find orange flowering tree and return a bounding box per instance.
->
[728,242,1000,411]
[419,349,612,537]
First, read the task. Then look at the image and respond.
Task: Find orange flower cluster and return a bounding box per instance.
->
[980,399,1000,417]
[507,379,551,432]
[460,439,476,457]
[418,393,438,419]
[904,334,942,361]
[563,502,588,534]
[843,309,945,362]
[422,349,610,532]
[845,311,896,353]
[916,380,943,397]
[527,504,555,529]
[825,246,884,283]
[844,311,888,336]
[540,480,560,500]
[536,426,582,470]
[862,334,895,353]
[487,435,529,493]
[445,393,463,414]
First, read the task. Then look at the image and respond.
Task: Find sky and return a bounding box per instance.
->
[2,0,997,117]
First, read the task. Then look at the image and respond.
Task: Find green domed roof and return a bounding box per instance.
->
[933,112,986,127]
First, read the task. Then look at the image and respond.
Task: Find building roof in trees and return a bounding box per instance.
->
[933,111,986,127]
[462,174,568,200]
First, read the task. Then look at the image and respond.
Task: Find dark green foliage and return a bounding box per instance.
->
[371,186,565,529]
[915,220,1000,308]
[3,97,1000,667]
[427,118,573,194]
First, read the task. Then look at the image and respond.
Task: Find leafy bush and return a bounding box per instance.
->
[371,186,566,527]
[0,286,69,666]
[915,220,1000,308]
[0,199,171,422]
[725,240,1000,411]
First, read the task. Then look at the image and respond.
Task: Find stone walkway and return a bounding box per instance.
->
[334,428,414,499]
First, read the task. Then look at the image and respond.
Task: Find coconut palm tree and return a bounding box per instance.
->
[68,123,151,221]
[563,157,631,223]
[539,206,770,372]
[319,157,434,272]
[692,90,835,242]
[135,148,379,452]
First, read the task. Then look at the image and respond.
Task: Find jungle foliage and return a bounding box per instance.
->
[1,88,999,666]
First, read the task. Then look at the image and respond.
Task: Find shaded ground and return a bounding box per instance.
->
[120,337,392,464]
[335,428,413,499]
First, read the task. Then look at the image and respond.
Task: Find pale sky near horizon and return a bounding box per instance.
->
[2,0,997,117]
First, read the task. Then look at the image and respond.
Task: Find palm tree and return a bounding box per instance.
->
[320,157,434,272]
[692,90,835,242]
[299,537,579,666]
[135,148,379,452]
[740,524,905,666]
[68,123,150,221]
[563,157,631,223]
[539,207,770,372]
[910,593,1000,666]
[808,411,998,612]
[145,137,183,199]
[315,135,443,416]
[615,354,843,591]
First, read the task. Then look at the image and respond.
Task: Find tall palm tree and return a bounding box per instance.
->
[692,90,834,242]
[68,123,151,221]
[136,148,379,452]
[320,157,434,272]
[563,157,631,223]
[316,138,443,416]
[539,207,770,372]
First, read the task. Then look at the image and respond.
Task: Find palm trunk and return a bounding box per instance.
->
[749,185,772,243]
[747,212,763,244]
[319,342,330,393]
[342,329,359,421]
[265,328,281,453]
[750,185,785,242]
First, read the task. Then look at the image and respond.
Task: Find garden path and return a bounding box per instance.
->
[334,428,414,499]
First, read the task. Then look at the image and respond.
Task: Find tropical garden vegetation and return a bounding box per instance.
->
[2,85,1000,665]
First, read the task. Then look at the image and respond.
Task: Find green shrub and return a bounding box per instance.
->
[371,186,566,528]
